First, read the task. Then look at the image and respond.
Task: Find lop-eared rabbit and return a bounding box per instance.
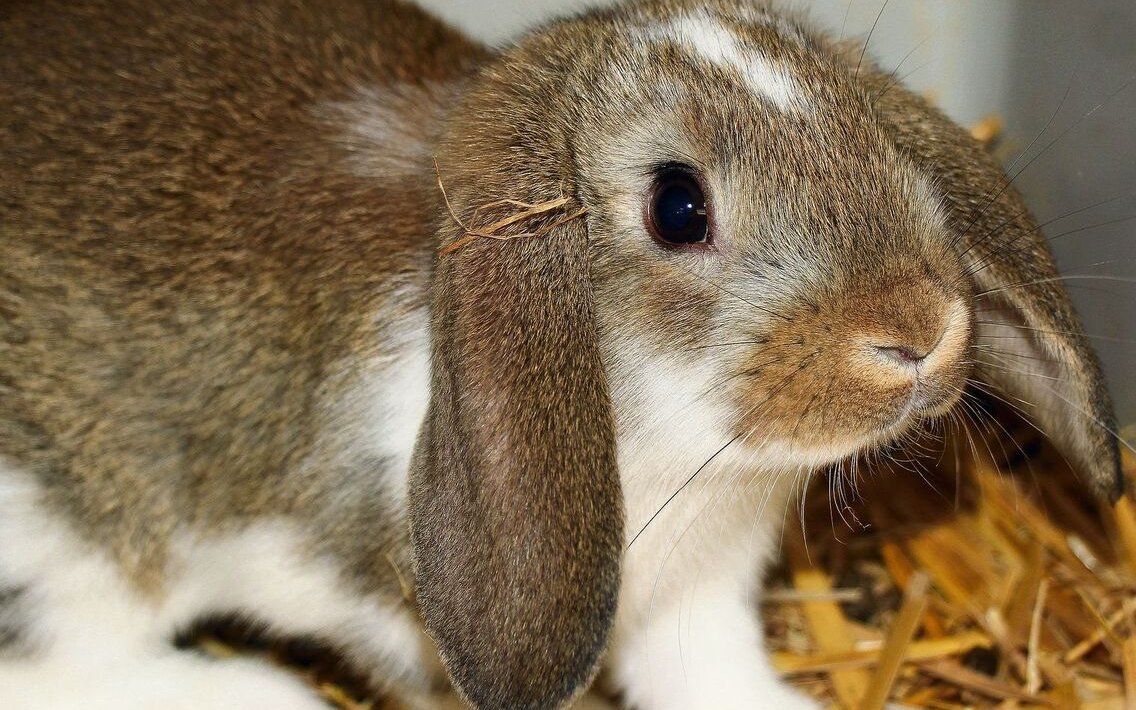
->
[0,0,1121,708]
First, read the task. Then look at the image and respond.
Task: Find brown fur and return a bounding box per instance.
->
[1,0,482,586]
[0,0,1121,708]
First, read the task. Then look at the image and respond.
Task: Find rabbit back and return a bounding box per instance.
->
[0,0,483,591]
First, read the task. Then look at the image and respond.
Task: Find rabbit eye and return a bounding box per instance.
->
[647,168,709,246]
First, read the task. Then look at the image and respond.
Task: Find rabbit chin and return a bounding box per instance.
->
[753,387,966,472]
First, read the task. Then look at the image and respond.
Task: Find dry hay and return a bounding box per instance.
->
[761,413,1136,710]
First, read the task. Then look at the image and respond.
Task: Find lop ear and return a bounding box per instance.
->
[408,165,622,709]
[855,64,1123,499]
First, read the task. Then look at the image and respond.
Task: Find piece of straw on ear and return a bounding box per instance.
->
[434,159,587,256]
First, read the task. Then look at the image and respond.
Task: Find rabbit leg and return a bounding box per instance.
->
[0,468,331,709]
[607,578,818,710]
[0,462,432,708]
[608,467,818,710]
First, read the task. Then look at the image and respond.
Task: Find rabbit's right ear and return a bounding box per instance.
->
[408,157,622,709]
[849,57,1124,500]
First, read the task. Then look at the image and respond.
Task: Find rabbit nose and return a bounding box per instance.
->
[873,342,933,367]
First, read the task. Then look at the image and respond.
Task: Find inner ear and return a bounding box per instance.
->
[970,293,1123,499]
[972,297,1065,409]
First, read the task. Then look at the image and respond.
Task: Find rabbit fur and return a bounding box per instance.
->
[0,0,1122,708]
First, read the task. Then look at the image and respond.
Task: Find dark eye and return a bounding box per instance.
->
[647,168,710,246]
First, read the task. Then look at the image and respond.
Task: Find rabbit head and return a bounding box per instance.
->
[408,1,1122,707]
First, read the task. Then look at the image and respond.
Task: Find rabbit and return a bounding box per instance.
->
[0,0,1124,708]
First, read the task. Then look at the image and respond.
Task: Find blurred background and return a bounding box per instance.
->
[413,0,1136,428]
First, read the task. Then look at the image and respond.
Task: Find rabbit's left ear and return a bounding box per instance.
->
[408,149,622,709]
[857,65,1123,499]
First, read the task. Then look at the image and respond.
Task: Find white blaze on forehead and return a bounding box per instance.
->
[647,14,806,113]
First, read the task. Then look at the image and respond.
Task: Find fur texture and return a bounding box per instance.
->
[0,0,1121,708]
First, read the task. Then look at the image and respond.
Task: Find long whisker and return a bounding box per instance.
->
[871,36,929,106]
[976,273,1136,299]
[969,342,1063,364]
[676,263,792,322]
[963,191,1136,277]
[684,338,769,351]
[629,351,820,549]
[958,71,1136,254]
[973,321,1136,346]
[626,434,742,550]
[971,357,1061,381]
[856,0,891,76]
[961,376,1084,482]
[959,386,1041,488]
[1017,377,1136,457]
[838,0,854,42]
[965,205,1136,280]
[950,80,1075,253]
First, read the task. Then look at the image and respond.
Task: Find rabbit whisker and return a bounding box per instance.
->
[626,434,742,550]
[675,263,793,322]
[856,0,892,76]
[642,415,792,650]
[970,207,1136,277]
[969,342,1063,364]
[951,80,1075,253]
[959,387,1042,484]
[973,320,1136,346]
[971,358,1060,381]
[965,376,1037,415]
[1070,256,1136,270]
[976,273,1136,299]
[629,351,819,549]
[684,338,769,351]
[960,376,1082,491]
[957,70,1136,257]
[621,350,798,468]
[963,190,1136,277]
[871,36,931,107]
[1017,377,1136,457]
[838,0,854,41]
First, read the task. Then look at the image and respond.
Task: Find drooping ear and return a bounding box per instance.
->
[853,61,1123,500]
[408,153,622,708]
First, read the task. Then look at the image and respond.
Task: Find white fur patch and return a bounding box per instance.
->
[611,581,818,710]
[610,346,814,535]
[311,302,431,508]
[365,311,432,503]
[600,346,814,708]
[321,82,452,178]
[0,463,426,709]
[647,14,806,112]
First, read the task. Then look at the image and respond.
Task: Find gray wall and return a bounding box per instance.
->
[413,0,1136,425]
[1000,1,1136,427]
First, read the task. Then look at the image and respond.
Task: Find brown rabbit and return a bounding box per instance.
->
[0,0,1121,708]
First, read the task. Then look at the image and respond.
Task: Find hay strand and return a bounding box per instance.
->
[860,572,930,709]
[433,159,587,255]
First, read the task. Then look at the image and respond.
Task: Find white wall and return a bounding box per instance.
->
[412,0,1136,426]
